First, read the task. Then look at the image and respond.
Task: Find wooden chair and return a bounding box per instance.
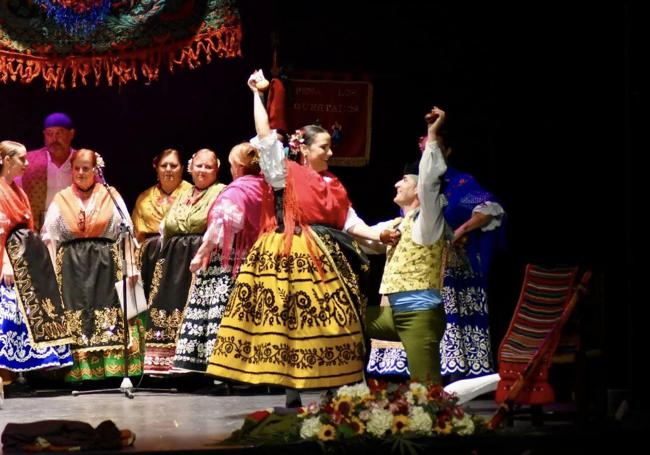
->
[489,265,591,428]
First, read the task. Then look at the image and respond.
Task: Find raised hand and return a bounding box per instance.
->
[247,69,269,93]
[425,106,446,141]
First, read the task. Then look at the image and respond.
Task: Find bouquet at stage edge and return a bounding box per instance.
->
[221,379,488,447]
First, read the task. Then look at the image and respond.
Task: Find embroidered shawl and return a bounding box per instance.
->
[52,185,116,239]
[0,0,241,89]
[163,182,225,236]
[132,180,192,240]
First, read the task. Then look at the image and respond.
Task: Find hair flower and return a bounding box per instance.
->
[289,129,305,153]
[94,152,105,170]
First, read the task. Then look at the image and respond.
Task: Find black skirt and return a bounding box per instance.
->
[138,234,162,302]
[310,224,370,317]
[6,227,71,348]
[56,238,124,351]
[145,234,202,347]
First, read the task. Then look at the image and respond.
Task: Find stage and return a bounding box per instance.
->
[1,382,645,454]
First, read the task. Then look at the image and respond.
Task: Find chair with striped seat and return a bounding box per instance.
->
[490,265,591,427]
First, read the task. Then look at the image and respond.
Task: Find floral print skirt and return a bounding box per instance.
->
[207,228,365,389]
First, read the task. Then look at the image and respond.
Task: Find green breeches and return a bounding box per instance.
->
[365,305,445,384]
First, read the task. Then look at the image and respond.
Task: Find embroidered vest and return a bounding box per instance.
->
[379,210,445,295]
[21,148,49,230]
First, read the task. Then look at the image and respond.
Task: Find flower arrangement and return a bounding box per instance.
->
[288,129,305,153]
[221,379,487,450]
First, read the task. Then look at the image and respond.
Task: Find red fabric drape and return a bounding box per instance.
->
[267,78,288,132]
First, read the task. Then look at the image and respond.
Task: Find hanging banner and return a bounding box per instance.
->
[286,79,373,167]
[0,0,241,89]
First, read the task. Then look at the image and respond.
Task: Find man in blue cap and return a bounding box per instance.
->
[18,113,76,229]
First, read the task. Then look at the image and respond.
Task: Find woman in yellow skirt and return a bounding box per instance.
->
[207,71,397,396]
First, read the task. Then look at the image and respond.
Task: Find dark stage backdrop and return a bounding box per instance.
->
[0,1,634,410]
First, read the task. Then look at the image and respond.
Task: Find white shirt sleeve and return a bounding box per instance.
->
[251,131,286,189]
[473,201,505,231]
[343,206,363,232]
[40,202,62,267]
[203,198,246,249]
[354,219,395,255]
[412,140,447,245]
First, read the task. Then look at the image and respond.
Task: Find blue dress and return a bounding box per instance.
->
[439,167,505,378]
[0,284,72,371]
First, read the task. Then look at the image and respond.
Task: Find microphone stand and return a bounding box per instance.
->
[72,168,177,399]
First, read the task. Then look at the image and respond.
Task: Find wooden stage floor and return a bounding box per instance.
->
[0,383,646,454]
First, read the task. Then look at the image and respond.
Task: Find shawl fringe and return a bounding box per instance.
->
[0,26,241,89]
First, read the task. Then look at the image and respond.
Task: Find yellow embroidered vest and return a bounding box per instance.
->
[379,210,445,294]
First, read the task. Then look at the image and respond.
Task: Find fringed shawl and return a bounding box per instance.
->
[0,179,34,270]
[132,180,192,240]
[53,185,116,239]
[207,174,265,275]
[0,0,241,89]
[260,161,351,270]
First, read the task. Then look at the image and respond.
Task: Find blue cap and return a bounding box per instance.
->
[43,113,73,130]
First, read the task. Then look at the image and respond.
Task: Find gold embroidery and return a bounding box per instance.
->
[64,309,85,345]
[65,307,124,348]
[111,243,123,281]
[7,236,71,347]
[55,246,64,298]
[89,307,123,345]
[145,308,184,343]
[147,258,165,307]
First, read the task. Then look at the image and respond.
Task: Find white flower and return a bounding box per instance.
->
[306,402,320,415]
[95,152,105,170]
[408,407,433,435]
[336,382,370,399]
[299,417,322,439]
[409,382,428,404]
[451,414,475,436]
[366,409,393,437]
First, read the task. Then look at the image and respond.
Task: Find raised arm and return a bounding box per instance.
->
[248,70,272,140]
[412,106,448,245]
[247,69,286,189]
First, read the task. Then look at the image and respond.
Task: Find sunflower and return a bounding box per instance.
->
[348,417,366,435]
[318,424,337,441]
[333,396,353,417]
[434,419,453,435]
[391,415,410,434]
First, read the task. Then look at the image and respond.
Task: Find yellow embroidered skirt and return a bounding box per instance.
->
[207,229,365,389]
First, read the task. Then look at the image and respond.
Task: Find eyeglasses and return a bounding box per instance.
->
[78,209,86,232]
